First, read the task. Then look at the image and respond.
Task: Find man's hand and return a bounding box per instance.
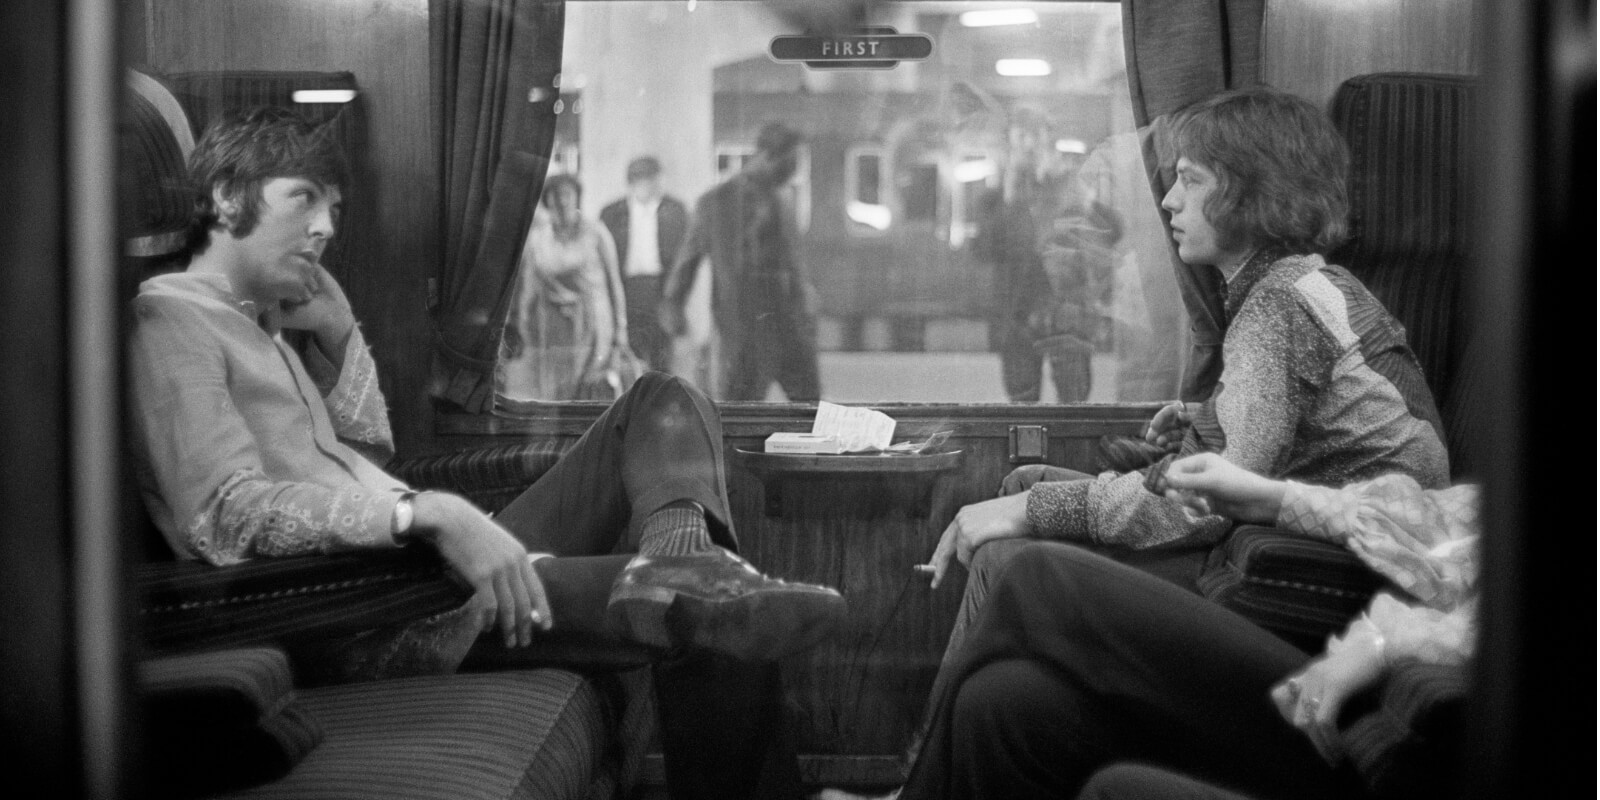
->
[917,492,1033,589]
[1143,400,1191,453]
[998,464,1081,496]
[277,264,356,363]
[1156,453,1286,524]
[409,492,552,648]
[1270,629,1388,764]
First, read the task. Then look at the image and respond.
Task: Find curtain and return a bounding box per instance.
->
[1122,0,1265,401]
[431,0,565,412]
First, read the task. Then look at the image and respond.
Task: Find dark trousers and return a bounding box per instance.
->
[469,371,803,800]
[722,303,820,402]
[623,274,668,371]
[998,326,1091,402]
[900,543,1360,800]
[1076,764,1265,800]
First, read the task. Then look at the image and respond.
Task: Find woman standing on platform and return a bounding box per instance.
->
[502,173,631,401]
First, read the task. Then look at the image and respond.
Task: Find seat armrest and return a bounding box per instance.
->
[387,439,573,514]
[137,548,471,654]
[1199,525,1389,650]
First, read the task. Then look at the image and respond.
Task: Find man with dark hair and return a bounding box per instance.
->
[910,87,1450,741]
[661,121,822,401]
[600,155,689,372]
[128,106,844,799]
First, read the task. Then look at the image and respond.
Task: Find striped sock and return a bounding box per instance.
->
[637,505,714,557]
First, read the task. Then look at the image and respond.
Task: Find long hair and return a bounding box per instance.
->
[185,106,349,256]
[1169,87,1349,255]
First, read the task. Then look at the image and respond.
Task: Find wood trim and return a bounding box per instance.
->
[438,401,1162,439]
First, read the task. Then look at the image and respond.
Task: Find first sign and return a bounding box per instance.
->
[769,28,934,70]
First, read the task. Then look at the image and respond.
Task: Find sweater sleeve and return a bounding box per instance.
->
[130,298,403,566]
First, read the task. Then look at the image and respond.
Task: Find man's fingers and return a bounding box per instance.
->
[524,560,553,633]
[925,526,956,589]
[506,565,535,647]
[491,574,519,647]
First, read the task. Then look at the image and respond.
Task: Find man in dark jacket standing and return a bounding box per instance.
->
[599,156,689,372]
[661,123,821,401]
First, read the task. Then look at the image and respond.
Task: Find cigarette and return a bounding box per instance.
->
[912,564,936,573]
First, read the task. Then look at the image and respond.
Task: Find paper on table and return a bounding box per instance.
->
[812,401,896,453]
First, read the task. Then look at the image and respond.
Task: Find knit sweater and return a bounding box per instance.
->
[1027,250,1450,548]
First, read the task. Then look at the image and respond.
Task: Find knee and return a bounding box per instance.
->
[1076,764,1176,800]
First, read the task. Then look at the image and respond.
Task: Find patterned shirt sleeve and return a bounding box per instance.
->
[130,298,403,566]
[1276,477,1480,607]
[1330,593,1476,668]
[301,324,396,466]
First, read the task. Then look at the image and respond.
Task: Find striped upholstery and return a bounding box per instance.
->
[138,548,471,654]
[141,648,323,798]
[1197,526,1387,651]
[1329,72,1476,478]
[1340,663,1469,800]
[388,440,573,514]
[1201,73,1474,648]
[214,670,611,800]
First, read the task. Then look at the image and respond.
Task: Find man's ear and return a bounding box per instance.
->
[211,185,241,230]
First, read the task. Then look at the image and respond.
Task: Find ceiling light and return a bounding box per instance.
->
[959,9,1039,27]
[995,59,1051,77]
[291,89,356,104]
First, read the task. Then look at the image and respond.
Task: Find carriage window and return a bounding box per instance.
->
[505,0,1183,405]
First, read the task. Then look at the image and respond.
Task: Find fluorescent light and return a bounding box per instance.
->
[995,59,1051,77]
[1055,138,1088,155]
[959,9,1038,27]
[846,201,892,231]
[953,159,996,183]
[291,89,356,104]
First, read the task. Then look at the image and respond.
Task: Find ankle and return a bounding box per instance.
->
[638,505,714,557]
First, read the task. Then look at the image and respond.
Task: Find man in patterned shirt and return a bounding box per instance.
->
[128,106,841,799]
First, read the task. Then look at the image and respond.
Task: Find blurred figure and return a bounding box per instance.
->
[662,122,821,401]
[978,107,1099,402]
[600,156,689,372]
[502,173,631,401]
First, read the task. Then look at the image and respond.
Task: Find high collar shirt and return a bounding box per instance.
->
[128,271,406,565]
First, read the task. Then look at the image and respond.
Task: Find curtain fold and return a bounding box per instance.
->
[1122,0,1265,401]
[431,0,565,412]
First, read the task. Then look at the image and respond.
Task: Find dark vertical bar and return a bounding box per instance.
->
[0,0,80,798]
[1469,1,1593,797]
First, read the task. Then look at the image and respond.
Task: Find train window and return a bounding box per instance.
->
[129,0,1182,407]
[508,0,1182,405]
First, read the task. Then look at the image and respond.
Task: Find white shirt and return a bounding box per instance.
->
[625,196,662,276]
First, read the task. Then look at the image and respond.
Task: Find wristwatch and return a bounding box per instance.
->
[392,490,421,542]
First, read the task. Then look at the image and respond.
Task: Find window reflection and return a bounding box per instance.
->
[497,1,1185,406]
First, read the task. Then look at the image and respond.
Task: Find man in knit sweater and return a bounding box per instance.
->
[919,88,1449,669]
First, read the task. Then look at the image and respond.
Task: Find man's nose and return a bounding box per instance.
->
[1160,185,1179,212]
[309,205,336,238]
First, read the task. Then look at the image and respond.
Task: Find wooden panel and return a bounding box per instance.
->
[1263,0,1479,109]
[137,0,437,455]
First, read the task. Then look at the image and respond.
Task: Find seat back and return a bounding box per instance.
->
[1328,72,1479,478]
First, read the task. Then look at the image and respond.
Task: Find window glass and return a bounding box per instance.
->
[504,1,1184,405]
